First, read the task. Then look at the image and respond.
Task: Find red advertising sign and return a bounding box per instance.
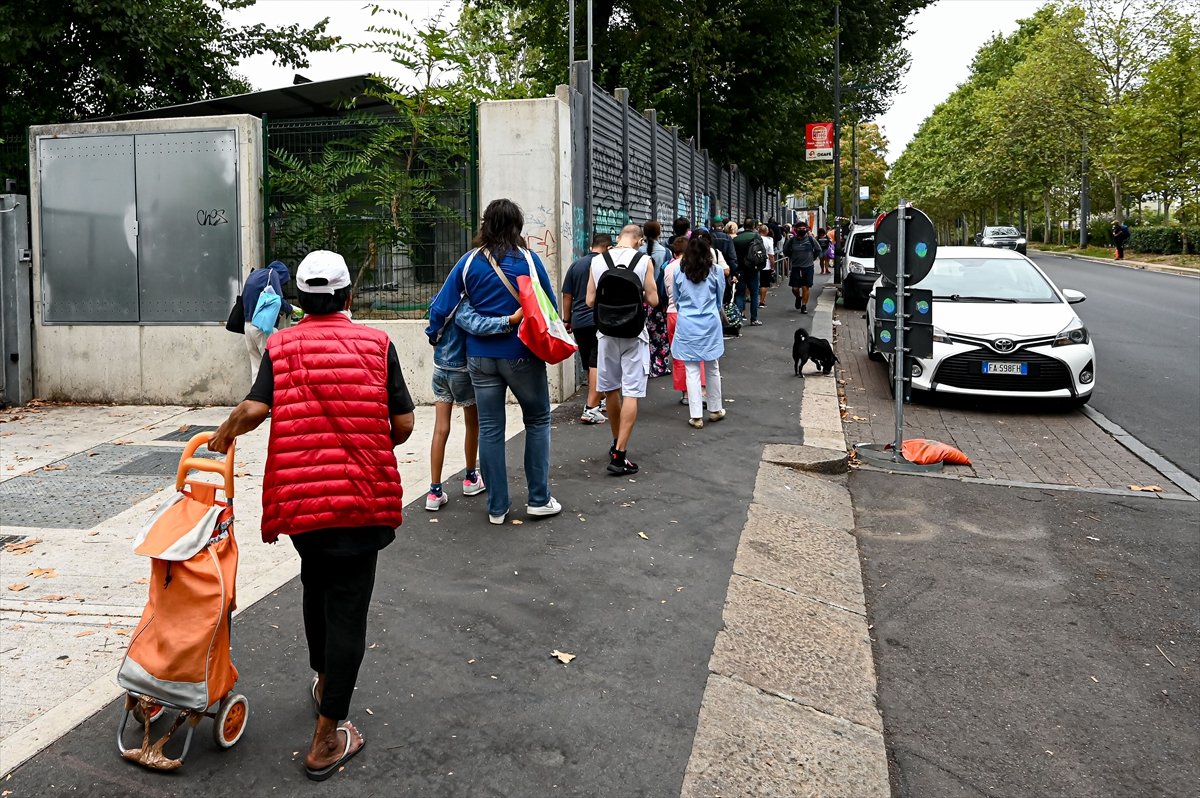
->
[805,122,834,161]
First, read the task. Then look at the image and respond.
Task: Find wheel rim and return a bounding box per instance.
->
[222,700,246,741]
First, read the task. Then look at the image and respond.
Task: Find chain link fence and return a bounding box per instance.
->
[265,110,476,319]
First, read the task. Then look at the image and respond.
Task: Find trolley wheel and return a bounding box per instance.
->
[132,697,166,724]
[212,694,248,749]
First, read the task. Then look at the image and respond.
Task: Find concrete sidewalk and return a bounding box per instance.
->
[1,277,883,796]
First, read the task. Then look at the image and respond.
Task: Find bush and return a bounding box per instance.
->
[1127,225,1200,255]
[1087,218,1112,244]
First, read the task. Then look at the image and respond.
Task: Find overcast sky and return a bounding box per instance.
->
[228,0,1048,164]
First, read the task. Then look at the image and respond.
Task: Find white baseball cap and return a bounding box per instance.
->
[296,250,351,294]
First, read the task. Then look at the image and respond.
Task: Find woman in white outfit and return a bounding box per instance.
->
[671,236,726,428]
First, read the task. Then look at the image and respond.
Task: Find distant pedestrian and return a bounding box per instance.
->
[817,227,832,275]
[733,218,767,325]
[430,198,562,525]
[667,216,691,250]
[1111,220,1130,260]
[784,221,821,313]
[587,223,659,475]
[562,233,612,424]
[208,250,414,782]
[641,220,672,378]
[241,260,294,383]
[758,223,776,308]
[672,236,726,428]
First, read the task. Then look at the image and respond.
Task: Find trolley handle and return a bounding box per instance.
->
[176,431,236,499]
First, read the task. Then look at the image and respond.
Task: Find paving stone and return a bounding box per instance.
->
[752,464,854,532]
[681,674,888,798]
[710,575,881,732]
[734,504,865,614]
[761,445,848,474]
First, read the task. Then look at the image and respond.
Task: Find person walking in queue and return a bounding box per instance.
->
[1111,220,1131,260]
[672,236,726,428]
[757,223,776,308]
[663,235,704,405]
[816,226,833,275]
[207,250,414,781]
[241,260,294,383]
[784,221,821,313]
[562,233,612,424]
[587,223,659,475]
[733,218,767,326]
[428,198,562,525]
[641,219,672,378]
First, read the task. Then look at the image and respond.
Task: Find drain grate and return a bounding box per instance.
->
[155,425,219,442]
[0,534,27,546]
[109,448,218,477]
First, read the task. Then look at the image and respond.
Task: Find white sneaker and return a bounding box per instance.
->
[489,512,507,525]
[580,405,607,424]
[462,473,486,496]
[425,491,448,511]
[526,497,563,517]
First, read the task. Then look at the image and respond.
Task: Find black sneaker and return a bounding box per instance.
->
[800,304,808,314]
[607,455,639,476]
[794,295,802,309]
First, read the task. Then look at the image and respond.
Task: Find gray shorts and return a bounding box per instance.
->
[596,336,650,398]
[432,366,475,406]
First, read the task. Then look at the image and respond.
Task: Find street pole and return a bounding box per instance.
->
[893,198,907,462]
[568,0,575,77]
[1079,133,1089,247]
[833,3,842,226]
[587,0,593,77]
[851,119,859,220]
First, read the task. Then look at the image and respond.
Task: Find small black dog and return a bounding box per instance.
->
[793,328,839,377]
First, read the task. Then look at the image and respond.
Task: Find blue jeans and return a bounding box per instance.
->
[735,269,760,322]
[467,356,552,516]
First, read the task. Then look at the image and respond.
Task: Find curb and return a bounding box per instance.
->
[1029,249,1199,278]
[681,285,888,797]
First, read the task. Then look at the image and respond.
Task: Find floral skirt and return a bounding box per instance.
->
[646,305,672,378]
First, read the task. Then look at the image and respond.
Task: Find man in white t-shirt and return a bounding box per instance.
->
[586,223,659,475]
[758,224,776,308]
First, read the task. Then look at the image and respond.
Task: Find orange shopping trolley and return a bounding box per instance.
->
[116,431,248,770]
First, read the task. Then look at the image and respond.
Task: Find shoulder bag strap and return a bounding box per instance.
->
[602,251,617,271]
[483,249,520,300]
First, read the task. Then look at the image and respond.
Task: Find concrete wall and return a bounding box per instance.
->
[28,115,264,405]
[479,91,581,404]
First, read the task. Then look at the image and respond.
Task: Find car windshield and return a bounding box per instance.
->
[848,232,875,258]
[923,258,1059,303]
[985,226,1020,237]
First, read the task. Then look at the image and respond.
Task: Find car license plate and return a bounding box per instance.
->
[982,361,1027,375]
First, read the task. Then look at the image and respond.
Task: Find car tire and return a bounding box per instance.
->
[866,324,885,362]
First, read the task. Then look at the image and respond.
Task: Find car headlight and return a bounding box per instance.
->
[848,260,865,274]
[1053,324,1089,346]
[932,326,953,344]
[982,237,995,244]
[1016,237,1026,244]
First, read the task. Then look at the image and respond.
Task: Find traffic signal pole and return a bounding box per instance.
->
[893,198,907,461]
[833,2,841,225]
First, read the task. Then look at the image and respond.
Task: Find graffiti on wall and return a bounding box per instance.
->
[676,193,689,221]
[595,206,630,236]
[573,206,589,257]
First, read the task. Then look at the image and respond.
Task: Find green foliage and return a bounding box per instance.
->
[803,122,889,216]
[472,0,932,187]
[1128,226,1200,254]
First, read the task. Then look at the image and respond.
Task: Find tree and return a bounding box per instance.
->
[804,122,889,218]
[470,0,933,187]
[0,0,337,131]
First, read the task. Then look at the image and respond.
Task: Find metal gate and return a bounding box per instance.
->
[0,192,33,405]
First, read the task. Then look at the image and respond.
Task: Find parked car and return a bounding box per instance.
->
[840,223,878,309]
[865,247,1095,405]
[974,225,1027,254]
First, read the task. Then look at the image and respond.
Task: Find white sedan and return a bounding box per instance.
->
[866,247,1096,405]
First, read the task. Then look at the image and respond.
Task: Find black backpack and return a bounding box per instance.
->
[738,232,767,272]
[596,251,646,337]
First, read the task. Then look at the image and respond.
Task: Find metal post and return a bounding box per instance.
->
[587,0,593,74]
[893,198,907,461]
[833,1,842,225]
[568,0,575,75]
[851,119,859,219]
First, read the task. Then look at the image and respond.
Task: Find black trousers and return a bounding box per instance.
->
[299,550,378,720]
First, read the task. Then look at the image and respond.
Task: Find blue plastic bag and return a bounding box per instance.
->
[251,285,281,334]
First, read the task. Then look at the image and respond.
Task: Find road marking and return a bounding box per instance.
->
[1080,406,1200,500]
[853,463,1195,501]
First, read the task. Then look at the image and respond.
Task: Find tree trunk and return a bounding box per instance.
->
[1043,190,1052,244]
[1110,173,1123,222]
[1162,192,1172,223]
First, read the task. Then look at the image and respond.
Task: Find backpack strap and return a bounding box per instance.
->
[601,251,644,271]
[482,249,520,301]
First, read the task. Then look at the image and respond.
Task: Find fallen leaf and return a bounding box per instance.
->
[113,439,133,445]
[511,519,523,525]
[429,518,439,523]
[467,658,476,664]
[234,469,251,478]
[1128,484,1164,492]
[578,515,586,522]
[65,610,79,616]
[114,629,130,636]
[7,583,29,592]
[132,577,149,585]
[86,452,100,457]
[75,630,96,638]
[42,464,69,471]
[28,568,57,578]
[37,594,67,602]
[551,649,576,664]
[178,424,191,433]
[637,532,649,540]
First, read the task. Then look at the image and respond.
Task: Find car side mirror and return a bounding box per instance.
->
[1062,289,1086,304]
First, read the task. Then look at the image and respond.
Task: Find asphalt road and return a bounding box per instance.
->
[854,469,1200,798]
[1027,253,1200,479]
